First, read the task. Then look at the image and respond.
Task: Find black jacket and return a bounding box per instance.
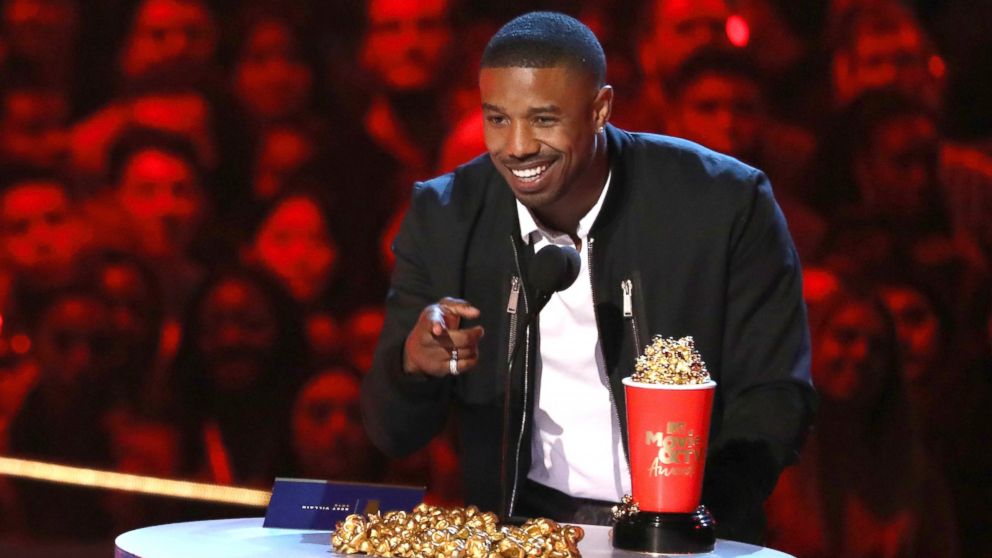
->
[361,125,815,543]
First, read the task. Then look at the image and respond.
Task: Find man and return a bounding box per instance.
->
[665,49,765,163]
[357,0,454,175]
[0,77,71,173]
[119,0,218,83]
[0,172,84,288]
[830,1,940,111]
[362,12,813,543]
[619,0,733,131]
[665,48,824,259]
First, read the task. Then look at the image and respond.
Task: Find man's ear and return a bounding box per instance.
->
[593,85,614,130]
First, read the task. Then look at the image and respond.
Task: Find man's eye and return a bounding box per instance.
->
[534,116,557,126]
[487,116,507,126]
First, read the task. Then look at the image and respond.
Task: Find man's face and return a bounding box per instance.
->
[116,148,205,259]
[35,295,111,391]
[361,0,452,91]
[198,277,277,392]
[880,286,939,384]
[292,371,376,479]
[856,114,938,219]
[0,89,70,169]
[0,182,81,277]
[480,66,611,220]
[813,301,888,407]
[644,0,731,78]
[836,20,939,107]
[252,126,314,200]
[97,262,157,368]
[669,72,763,159]
[253,196,337,304]
[234,20,313,122]
[346,308,385,374]
[121,0,216,79]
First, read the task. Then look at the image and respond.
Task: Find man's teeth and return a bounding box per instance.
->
[511,164,550,180]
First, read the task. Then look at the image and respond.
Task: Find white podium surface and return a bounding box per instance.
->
[115,518,795,558]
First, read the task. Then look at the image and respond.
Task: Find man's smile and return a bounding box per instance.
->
[504,159,558,189]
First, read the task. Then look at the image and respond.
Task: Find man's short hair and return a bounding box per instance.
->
[481,11,606,86]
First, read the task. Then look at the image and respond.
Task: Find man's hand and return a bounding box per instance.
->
[403,297,485,376]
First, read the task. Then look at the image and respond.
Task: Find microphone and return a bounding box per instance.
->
[507,245,581,368]
[528,244,582,314]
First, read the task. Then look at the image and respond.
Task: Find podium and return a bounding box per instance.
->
[115,517,795,557]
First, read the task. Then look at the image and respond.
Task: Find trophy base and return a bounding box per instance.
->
[612,506,716,555]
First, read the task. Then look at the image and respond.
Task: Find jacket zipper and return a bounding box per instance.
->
[588,238,630,467]
[506,236,530,516]
[506,276,520,357]
[622,278,643,360]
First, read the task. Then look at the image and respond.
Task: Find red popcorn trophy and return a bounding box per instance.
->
[612,336,717,554]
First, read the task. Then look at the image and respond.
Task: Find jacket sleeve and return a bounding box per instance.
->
[360,183,454,458]
[702,171,816,543]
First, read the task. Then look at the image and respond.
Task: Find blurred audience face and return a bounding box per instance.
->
[252,125,315,201]
[252,195,337,304]
[292,369,377,480]
[0,181,83,280]
[2,0,78,63]
[361,0,453,92]
[880,286,939,384]
[854,112,938,220]
[668,72,763,159]
[834,12,939,108]
[35,293,111,393]
[94,260,159,372]
[812,299,889,408]
[642,0,731,79]
[115,147,205,260]
[0,88,70,170]
[121,0,216,80]
[233,19,313,123]
[346,307,385,373]
[197,276,277,392]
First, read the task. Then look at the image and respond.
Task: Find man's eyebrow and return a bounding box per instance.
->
[480,103,563,115]
[527,105,562,115]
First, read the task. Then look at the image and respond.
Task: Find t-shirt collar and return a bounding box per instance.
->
[516,170,613,245]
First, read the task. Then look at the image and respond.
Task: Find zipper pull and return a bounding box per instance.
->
[622,279,633,318]
[507,276,520,314]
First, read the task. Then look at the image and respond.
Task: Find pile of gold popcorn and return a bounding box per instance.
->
[610,494,640,522]
[331,503,584,558]
[632,336,711,385]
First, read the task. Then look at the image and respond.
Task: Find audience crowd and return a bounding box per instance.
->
[0,0,990,555]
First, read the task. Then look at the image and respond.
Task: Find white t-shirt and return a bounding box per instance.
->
[516,172,632,501]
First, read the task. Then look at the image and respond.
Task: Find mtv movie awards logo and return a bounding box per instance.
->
[644,421,701,477]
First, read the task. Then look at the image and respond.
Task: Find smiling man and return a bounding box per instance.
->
[362,12,814,543]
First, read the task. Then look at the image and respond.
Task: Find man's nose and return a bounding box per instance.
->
[507,122,539,159]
